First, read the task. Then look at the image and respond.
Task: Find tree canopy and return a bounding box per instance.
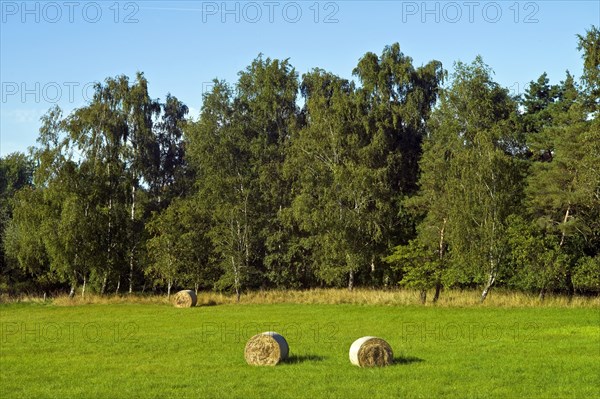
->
[2,27,599,301]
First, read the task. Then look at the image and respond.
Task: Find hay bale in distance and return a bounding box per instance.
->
[172,289,197,308]
[244,332,289,366]
[349,336,393,367]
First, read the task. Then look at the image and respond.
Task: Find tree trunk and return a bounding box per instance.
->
[438,219,447,257]
[538,286,546,301]
[433,282,442,303]
[559,206,573,301]
[348,270,354,291]
[115,277,121,295]
[434,218,446,305]
[128,253,135,294]
[81,275,87,298]
[480,272,496,303]
[107,194,113,288]
[565,270,574,301]
[559,205,570,247]
[194,283,199,294]
[419,289,427,304]
[167,279,172,299]
[100,271,108,295]
[129,185,136,294]
[69,271,78,298]
[232,255,240,303]
[107,163,112,257]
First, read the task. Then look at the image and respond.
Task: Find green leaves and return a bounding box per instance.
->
[146,198,211,291]
[285,45,443,288]
[3,29,599,297]
[577,26,600,102]
[400,57,524,301]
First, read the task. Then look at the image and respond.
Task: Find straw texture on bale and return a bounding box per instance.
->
[244,332,289,366]
[349,336,393,367]
[172,290,197,308]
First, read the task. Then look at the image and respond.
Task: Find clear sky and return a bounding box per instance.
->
[1,0,599,156]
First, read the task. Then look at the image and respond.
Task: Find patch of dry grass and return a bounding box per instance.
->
[2,288,597,307]
[51,294,170,306]
[238,288,599,308]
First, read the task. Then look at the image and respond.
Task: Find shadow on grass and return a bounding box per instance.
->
[198,300,218,307]
[393,355,424,365]
[284,354,326,364]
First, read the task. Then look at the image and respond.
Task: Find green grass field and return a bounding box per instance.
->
[1,301,599,398]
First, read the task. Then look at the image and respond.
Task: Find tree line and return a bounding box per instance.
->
[1,28,598,302]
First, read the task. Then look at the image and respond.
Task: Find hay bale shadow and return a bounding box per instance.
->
[393,355,424,365]
[284,354,326,364]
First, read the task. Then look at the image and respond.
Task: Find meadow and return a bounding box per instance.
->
[1,290,599,398]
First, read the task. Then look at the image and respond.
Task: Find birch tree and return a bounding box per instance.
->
[429,58,522,302]
[187,81,256,301]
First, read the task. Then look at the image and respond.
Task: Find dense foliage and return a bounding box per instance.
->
[2,28,599,301]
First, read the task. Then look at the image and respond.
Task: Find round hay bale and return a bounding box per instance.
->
[349,336,393,367]
[244,331,289,366]
[172,290,197,308]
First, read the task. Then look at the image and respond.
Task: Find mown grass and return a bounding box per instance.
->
[1,300,598,398]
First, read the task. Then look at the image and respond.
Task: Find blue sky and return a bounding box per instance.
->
[1,0,599,156]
